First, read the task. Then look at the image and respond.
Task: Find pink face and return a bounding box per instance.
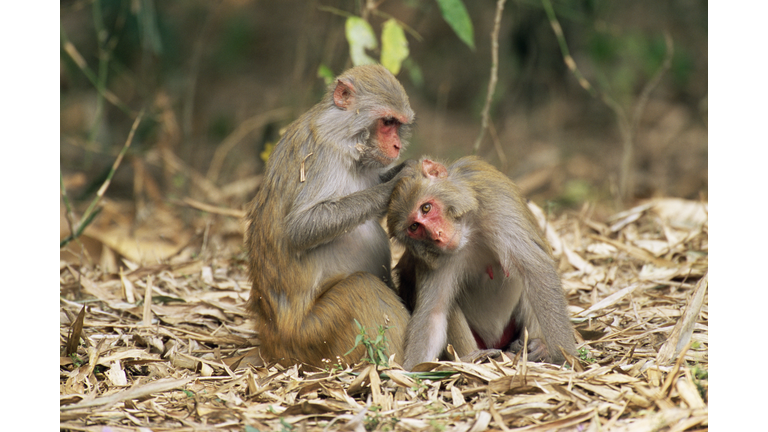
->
[406,198,460,251]
[376,116,405,161]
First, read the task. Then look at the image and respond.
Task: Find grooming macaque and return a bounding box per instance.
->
[388,156,576,371]
[245,65,415,367]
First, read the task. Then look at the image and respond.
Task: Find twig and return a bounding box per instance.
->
[182,3,217,140]
[473,0,507,154]
[177,197,246,219]
[317,5,356,19]
[541,0,595,96]
[619,32,674,200]
[632,32,675,138]
[541,0,674,205]
[369,9,424,42]
[60,110,145,248]
[60,28,135,117]
[206,107,291,184]
[60,173,77,241]
[488,119,508,169]
[157,148,224,203]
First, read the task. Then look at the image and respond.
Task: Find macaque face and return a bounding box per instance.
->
[372,111,411,164]
[377,116,403,160]
[406,197,461,251]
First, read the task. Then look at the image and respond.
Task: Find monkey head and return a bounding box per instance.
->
[327,65,415,167]
[388,158,479,267]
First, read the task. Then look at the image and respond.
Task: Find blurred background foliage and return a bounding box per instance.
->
[60,0,707,222]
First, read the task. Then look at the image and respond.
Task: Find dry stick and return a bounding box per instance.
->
[60,29,135,117]
[182,4,217,140]
[621,32,675,199]
[179,197,246,218]
[60,173,77,240]
[60,110,145,248]
[472,0,507,154]
[159,149,223,203]
[540,0,595,97]
[488,119,508,169]
[206,107,291,184]
[541,0,674,204]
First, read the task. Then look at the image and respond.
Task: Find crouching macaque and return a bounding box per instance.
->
[388,156,576,371]
[245,65,415,367]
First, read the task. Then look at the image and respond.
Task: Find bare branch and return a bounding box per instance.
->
[473,0,507,154]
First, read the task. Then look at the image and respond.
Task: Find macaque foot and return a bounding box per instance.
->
[460,348,502,364]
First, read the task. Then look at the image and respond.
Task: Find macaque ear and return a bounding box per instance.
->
[333,79,356,110]
[421,159,448,179]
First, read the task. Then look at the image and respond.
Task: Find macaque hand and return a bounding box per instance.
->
[509,338,551,362]
[460,348,502,364]
[381,158,419,183]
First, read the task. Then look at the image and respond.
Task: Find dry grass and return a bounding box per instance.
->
[60,197,707,431]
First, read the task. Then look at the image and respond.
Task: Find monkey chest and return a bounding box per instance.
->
[457,264,524,344]
[314,220,391,281]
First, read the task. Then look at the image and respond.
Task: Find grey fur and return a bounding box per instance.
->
[247,64,414,319]
[389,156,576,370]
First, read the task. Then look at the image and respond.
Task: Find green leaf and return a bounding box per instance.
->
[401,371,458,380]
[435,0,475,50]
[345,17,378,66]
[380,19,409,75]
[403,58,424,88]
[317,64,335,86]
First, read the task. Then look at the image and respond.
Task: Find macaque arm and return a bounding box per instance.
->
[402,266,460,370]
[492,207,575,362]
[446,305,479,357]
[285,177,398,251]
[380,159,418,183]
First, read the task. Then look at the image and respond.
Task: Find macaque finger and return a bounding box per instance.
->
[460,349,502,364]
[510,337,549,362]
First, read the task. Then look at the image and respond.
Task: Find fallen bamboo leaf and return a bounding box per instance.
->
[656,272,708,365]
[61,377,192,410]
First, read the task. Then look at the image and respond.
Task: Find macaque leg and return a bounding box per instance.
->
[262,272,409,367]
[446,305,478,357]
[445,305,503,363]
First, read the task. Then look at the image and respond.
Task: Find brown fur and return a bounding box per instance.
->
[246,65,413,367]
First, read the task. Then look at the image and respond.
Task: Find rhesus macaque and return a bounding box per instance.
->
[388,156,576,371]
[245,65,415,367]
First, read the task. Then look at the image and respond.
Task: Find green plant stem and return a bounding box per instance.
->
[541,0,595,96]
[60,110,145,248]
[60,28,135,118]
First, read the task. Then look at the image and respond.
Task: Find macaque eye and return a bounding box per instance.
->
[409,222,420,232]
[420,203,432,214]
[382,117,398,127]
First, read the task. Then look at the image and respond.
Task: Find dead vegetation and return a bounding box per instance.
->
[60,196,707,431]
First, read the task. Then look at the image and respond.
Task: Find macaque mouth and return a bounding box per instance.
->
[436,231,460,251]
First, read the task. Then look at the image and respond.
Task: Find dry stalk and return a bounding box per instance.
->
[473,0,507,155]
